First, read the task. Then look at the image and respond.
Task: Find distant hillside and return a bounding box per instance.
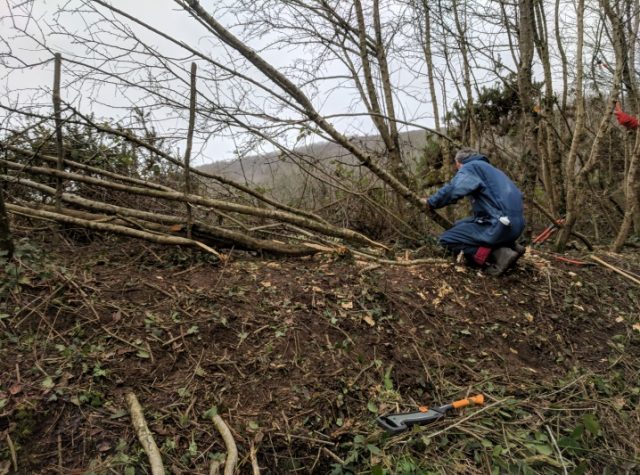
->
[198,129,430,186]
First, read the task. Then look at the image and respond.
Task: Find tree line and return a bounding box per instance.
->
[1,0,638,258]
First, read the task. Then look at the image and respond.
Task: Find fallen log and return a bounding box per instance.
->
[1,159,387,250]
[6,203,222,258]
[3,175,320,256]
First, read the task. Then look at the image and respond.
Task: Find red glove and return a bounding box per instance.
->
[615,103,639,130]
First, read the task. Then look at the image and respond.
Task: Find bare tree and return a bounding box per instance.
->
[516,0,540,239]
[556,0,586,250]
[2,0,639,255]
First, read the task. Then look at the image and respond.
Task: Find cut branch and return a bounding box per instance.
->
[4,144,173,192]
[1,159,386,249]
[184,62,197,237]
[211,414,238,475]
[5,203,222,258]
[2,175,326,256]
[590,255,640,286]
[126,392,165,475]
[66,105,327,224]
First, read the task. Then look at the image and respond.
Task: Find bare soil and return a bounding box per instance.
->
[1,231,639,474]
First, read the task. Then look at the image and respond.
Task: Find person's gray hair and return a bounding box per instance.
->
[454,147,478,163]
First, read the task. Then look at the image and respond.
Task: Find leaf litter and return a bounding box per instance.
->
[0,235,638,473]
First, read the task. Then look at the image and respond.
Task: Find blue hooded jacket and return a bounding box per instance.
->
[427,154,524,226]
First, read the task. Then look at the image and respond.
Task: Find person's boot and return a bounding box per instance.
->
[485,247,520,276]
[512,243,526,257]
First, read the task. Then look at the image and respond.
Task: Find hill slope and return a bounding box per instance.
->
[1,231,639,474]
[198,129,430,186]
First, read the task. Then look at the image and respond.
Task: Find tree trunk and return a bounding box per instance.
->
[558,0,624,250]
[53,53,65,209]
[180,0,452,230]
[554,0,569,111]
[533,0,564,215]
[555,0,585,250]
[612,0,640,250]
[184,62,197,238]
[612,147,640,251]
[420,0,453,175]
[373,0,408,186]
[517,0,540,241]
[452,0,478,148]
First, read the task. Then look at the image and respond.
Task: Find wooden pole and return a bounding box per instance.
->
[184,62,197,238]
[53,53,64,209]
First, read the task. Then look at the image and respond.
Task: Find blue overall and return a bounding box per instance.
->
[427,154,525,263]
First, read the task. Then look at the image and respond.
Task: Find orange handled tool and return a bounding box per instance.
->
[451,394,484,409]
[377,394,484,434]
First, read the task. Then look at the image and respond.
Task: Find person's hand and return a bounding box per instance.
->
[420,197,432,210]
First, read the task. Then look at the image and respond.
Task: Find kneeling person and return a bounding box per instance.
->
[425,148,525,276]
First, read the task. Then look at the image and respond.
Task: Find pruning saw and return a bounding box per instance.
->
[376,394,484,434]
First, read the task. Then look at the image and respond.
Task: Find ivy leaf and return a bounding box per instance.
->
[371,465,385,475]
[538,444,553,456]
[383,366,393,391]
[367,444,381,455]
[583,414,600,436]
[202,406,218,419]
[109,409,128,420]
[570,462,587,475]
[558,436,582,452]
